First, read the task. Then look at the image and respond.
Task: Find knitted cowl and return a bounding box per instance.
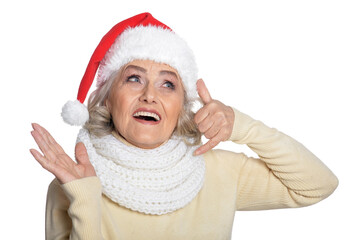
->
[77,128,206,215]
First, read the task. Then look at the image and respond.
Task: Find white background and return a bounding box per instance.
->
[1,0,360,239]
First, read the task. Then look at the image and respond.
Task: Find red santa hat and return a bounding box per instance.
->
[61,12,198,126]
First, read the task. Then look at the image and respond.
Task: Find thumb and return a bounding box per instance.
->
[75,142,90,165]
[197,79,212,104]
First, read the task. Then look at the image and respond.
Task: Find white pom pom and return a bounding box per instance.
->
[61,100,89,126]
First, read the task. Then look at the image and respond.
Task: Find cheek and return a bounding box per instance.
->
[165,97,184,125]
[109,92,134,119]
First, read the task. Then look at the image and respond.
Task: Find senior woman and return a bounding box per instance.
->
[30,13,338,240]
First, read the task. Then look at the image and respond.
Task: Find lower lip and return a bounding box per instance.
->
[133,117,161,125]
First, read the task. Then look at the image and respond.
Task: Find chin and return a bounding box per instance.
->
[120,123,174,149]
[129,133,167,149]
[133,139,165,149]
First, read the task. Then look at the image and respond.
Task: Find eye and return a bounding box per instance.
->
[126,75,141,83]
[163,81,175,90]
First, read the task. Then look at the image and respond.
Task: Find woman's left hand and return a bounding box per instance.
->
[194,79,235,155]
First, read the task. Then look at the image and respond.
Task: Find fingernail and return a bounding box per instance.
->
[29,149,35,156]
[32,123,42,133]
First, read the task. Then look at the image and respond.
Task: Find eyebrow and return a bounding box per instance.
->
[125,65,146,73]
[159,70,178,79]
[125,65,179,79]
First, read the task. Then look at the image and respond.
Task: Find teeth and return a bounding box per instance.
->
[133,111,160,121]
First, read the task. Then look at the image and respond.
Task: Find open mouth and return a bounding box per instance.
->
[133,111,161,122]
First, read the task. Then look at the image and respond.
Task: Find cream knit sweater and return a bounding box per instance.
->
[45,109,338,240]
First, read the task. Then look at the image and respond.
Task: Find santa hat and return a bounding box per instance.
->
[61,12,198,126]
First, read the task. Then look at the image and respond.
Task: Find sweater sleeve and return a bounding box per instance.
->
[228,108,339,210]
[45,176,103,240]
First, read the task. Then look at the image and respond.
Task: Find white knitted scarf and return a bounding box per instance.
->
[77,129,206,215]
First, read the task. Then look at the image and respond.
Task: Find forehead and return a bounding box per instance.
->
[123,59,180,77]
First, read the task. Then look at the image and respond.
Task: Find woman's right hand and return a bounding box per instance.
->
[30,123,96,184]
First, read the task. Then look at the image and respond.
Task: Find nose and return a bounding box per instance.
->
[139,83,157,104]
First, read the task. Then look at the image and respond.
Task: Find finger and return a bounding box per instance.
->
[204,123,221,140]
[194,137,221,156]
[32,123,57,152]
[197,116,214,133]
[32,123,52,142]
[75,142,90,165]
[30,148,51,171]
[200,113,225,138]
[32,123,64,153]
[194,106,210,125]
[197,79,212,104]
[31,130,57,161]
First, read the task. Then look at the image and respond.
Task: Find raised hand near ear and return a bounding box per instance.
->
[194,79,235,155]
[30,123,96,184]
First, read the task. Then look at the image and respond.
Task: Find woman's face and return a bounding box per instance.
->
[106,59,184,149]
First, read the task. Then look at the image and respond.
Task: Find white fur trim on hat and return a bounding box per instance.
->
[61,100,89,126]
[97,26,198,99]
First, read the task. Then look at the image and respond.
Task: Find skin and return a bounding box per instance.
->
[106,60,184,149]
[194,79,234,155]
[30,60,234,184]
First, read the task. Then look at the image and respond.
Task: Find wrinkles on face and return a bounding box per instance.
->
[106,60,184,149]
